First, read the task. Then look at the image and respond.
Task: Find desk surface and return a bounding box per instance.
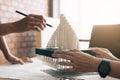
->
[0,58,119,80]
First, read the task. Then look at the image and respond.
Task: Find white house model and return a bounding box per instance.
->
[47,14,79,50]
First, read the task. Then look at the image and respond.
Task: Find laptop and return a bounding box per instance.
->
[89,24,120,58]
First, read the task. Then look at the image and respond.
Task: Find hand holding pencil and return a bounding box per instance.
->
[15,14,46,32]
[13,11,48,32]
[16,10,52,28]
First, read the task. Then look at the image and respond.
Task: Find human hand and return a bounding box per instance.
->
[13,14,46,32]
[90,47,119,61]
[6,55,32,64]
[52,50,101,73]
[20,57,33,63]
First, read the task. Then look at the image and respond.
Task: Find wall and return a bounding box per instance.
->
[0,0,49,64]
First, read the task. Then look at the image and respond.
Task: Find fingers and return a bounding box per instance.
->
[29,22,45,31]
[30,17,46,27]
[28,14,46,31]
[16,57,33,64]
[52,51,75,60]
[90,47,112,58]
[52,50,97,73]
[52,50,84,62]
[90,47,103,54]
[21,57,33,63]
[11,57,32,65]
[18,59,25,64]
[11,59,24,65]
[29,14,46,22]
[53,53,74,60]
[90,47,108,52]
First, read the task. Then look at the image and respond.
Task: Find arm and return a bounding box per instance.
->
[0,37,32,64]
[0,14,46,36]
[0,36,24,64]
[53,50,120,79]
[109,60,120,78]
[0,23,15,36]
[91,48,120,78]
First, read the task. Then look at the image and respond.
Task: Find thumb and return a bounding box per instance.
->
[17,59,25,65]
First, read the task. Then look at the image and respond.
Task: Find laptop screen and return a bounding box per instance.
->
[89,24,120,58]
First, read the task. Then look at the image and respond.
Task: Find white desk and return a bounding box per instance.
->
[0,58,119,80]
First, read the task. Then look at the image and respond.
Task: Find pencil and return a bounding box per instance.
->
[16,10,53,27]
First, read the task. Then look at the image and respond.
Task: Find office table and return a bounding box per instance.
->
[0,58,119,80]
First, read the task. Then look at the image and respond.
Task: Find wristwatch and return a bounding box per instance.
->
[98,59,111,78]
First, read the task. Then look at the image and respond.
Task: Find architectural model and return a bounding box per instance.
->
[47,14,79,50]
[37,14,80,70]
